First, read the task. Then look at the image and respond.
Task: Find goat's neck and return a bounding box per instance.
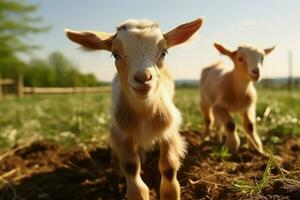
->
[231,66,253,93]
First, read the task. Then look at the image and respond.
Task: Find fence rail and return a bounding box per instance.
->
[0,79,15,85]
[23,86,111,94]
[0,74,111,99]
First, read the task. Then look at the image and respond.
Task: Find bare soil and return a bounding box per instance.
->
[0,131,299,200]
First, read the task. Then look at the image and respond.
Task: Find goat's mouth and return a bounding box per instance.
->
[131,85,151,97]
[249,74,260,81]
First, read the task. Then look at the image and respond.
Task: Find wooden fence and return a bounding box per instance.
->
[0,74,111,99]
[23,86,111,94]
[0,74,24,99]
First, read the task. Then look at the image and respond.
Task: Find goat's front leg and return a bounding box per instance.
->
[242,104,264,154]
[213,105,240,153]
[159,133,186,200]
[110,133,149,200]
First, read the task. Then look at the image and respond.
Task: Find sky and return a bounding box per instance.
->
[26,0,300,81]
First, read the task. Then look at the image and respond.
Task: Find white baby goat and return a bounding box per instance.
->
[66,18,203,200]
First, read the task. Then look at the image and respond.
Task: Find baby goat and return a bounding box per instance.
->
[200,43,275,154]
[65,18,203,200]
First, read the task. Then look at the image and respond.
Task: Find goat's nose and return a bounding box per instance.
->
[134,71,152,84]
[252,68,260,76]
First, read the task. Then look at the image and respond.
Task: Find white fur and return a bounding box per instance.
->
[66,18,203,200]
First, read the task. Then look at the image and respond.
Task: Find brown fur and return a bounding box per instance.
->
[200,43,274,154]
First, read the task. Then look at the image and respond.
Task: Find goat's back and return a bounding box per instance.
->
[200,62,228,103]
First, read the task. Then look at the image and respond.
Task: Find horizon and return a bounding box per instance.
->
[97,77,300,84]
[25,0,300,81]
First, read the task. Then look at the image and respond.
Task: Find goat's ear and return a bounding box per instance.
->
[65,29,114,51]
[214,43,233,56]
[264,46,275,55]
[164,18,203,48]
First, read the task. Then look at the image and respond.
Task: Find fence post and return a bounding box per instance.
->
[0,74,2,100]
[288,51,293,90]
[17,74,24,98]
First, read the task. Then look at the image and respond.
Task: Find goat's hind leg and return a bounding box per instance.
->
[159,133,186,200]
[202,101,223,142]
[215,118,225,143]
[212,105,240,153]
[111,150,122,176]
[109,132,149,200]
[201,101,213,137]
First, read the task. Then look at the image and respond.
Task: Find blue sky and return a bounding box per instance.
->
[26,0,300,81]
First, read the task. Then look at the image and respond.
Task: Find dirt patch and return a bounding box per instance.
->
[0,131,299,200]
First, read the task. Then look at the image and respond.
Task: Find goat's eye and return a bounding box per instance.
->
[160,50,168,59]
[238,57,244,62]
[112,52,120,60]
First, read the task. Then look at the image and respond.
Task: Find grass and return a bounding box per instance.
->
[256,90,300,137]
[210,146,231,161]
[0,88,299,152]
[233,149,286,195]
[0,93,111,150]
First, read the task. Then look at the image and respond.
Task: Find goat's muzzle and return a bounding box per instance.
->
[249,68,260,82]
[131,84,152,97]
[134,70,152,84]
[131,70,154,98]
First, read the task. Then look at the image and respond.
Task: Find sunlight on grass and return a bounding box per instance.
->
[0,94,111,150]
[0,88,299,151]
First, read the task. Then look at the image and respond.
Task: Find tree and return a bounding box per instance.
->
[47,52,100,87]
[25,52,100,87]
[25,58,56,87]
[0,1,100,87]
[0,0,49,78]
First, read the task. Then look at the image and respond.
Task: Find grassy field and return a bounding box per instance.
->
[0,88,299,152]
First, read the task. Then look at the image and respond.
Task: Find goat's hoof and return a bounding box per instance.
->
[225,133,240,153]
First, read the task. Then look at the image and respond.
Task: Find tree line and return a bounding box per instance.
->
[0,0,100,87]
[1,52,100,87]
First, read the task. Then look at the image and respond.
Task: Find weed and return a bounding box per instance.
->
[211,146,231,161]
[233,148,287,195]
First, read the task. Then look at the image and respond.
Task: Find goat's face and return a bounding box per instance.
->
[214,43,275,82]
[235,47,265,81]
[111,21,167,99]
[65,18,203,99]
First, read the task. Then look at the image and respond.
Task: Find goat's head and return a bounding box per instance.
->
[65,18,203,99]
[214,43,275,82]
